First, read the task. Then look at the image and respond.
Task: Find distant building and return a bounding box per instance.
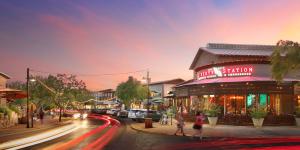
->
[0,72,10,106]
[149,78,184,108]
[94,89,115,100]
[92,89,119,109]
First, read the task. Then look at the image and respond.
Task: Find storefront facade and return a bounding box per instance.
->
[175,43,300,124]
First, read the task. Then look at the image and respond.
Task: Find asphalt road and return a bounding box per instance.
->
[104,118,192,150]
[21,116,300,150]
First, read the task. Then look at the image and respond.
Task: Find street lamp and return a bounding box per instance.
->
[26,68,36,128]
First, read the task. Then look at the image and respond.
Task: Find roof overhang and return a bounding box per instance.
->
[0,72,10,79]
[0,88,27,102]
[176,76,300,87]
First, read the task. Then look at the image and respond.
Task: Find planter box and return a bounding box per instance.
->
[252,118,264,128]
[295,117,300,127]
[208,117,218,126]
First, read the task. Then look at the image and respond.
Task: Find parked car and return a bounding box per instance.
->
[92,108,109,114]
[107,109,119,115]
[117,110,128,118]
[136,110,162,122]
[128,109,146,121]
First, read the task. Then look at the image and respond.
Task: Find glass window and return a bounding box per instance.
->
[259,94,267,106]
[247,94,255,107]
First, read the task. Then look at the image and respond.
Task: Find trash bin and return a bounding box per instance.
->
[145,118,153,128]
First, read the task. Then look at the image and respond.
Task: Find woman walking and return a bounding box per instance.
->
[174,114,185,136]
[192,111,204,140]
[39,108,44,124]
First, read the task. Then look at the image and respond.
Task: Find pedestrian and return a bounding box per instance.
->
[192,111,205,140]
[39,108,44,124]
[163,113,168,125]
[174,114,185,136]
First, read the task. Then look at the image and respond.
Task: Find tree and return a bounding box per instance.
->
[49,74,90,121]
[271,40,300,81]
[116,76,148,108]
[8,74,91,122]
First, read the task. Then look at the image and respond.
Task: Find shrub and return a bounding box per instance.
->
[295,106,300,118]
[250,107,267,119]
[9,105,20,115]
[166,106,176,117]
[205,103,221,117]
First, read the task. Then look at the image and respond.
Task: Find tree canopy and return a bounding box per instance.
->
[8,74,92,115]
[271,40,300,81]
[116,76,148,107]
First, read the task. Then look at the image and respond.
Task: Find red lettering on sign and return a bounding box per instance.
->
[197,65,254,80]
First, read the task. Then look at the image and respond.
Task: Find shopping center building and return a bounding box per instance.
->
[175,43,300,125]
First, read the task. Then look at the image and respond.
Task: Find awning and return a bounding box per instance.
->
[0,88,27,102]
[151,98,164,103]
[177,76,300,87]
[142,98,164,105]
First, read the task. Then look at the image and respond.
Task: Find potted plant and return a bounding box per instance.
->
[250,106,267,128]
[295,106,300,127]
[205,103,220,126]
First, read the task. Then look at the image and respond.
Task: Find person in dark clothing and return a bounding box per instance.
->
[39,108,45,124]
[192,111,205,140]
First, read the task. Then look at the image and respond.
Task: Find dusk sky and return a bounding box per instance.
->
[1,0,300,90]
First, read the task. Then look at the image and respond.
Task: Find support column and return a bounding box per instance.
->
[224,95,226,116]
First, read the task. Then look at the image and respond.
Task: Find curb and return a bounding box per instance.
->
[0,123,78,150]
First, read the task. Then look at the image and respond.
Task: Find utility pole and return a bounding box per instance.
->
[146,69,150,117]
[26,68,30,128]
[145,69,153,128]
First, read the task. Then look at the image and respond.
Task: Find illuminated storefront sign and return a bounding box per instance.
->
[197,65,254,80]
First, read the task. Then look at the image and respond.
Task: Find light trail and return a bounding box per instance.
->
[83,116,121,150]
[53,114,120,150]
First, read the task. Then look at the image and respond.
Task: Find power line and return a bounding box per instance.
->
[30,69,147,77]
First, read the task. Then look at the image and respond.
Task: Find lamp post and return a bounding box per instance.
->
[26,68,36,128]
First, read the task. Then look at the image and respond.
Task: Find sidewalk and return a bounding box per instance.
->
[130,119,300,138]
[0,116,73,143]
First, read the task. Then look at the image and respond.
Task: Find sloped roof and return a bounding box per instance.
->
[149,78,185,85]
[190,43,275,69]
[0,72,10,79]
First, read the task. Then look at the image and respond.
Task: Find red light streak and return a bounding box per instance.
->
[83,115,120,150]
[54,115,117,150]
